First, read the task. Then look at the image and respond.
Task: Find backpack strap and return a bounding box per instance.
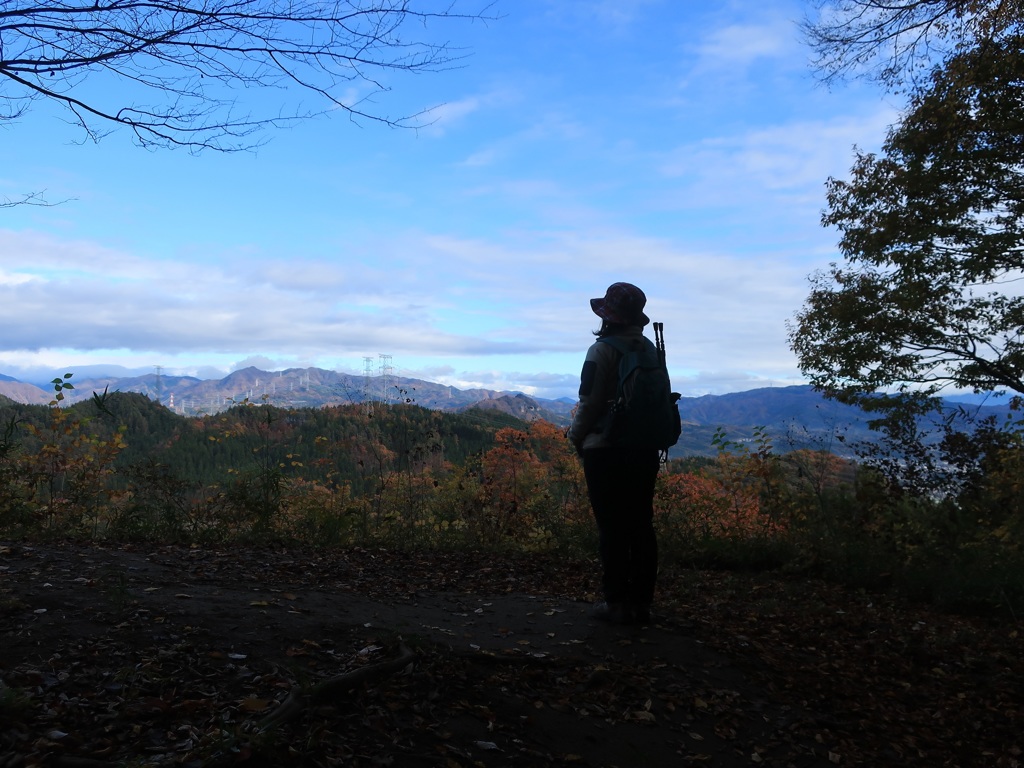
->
[596,336,632,395]
[597,335,659,374]
[596,335,628,354]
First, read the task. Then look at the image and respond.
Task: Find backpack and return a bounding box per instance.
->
[597,327,682,453]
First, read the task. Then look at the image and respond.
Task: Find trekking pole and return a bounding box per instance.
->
[654,322,666,366]
[656,322,666,464]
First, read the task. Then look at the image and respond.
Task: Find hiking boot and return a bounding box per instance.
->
[631,604,652,626]
[590,601,631,625]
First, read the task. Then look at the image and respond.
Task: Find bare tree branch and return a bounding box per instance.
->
[0,0,497,151]
[801,0,1024,89]
[0,189,71,208]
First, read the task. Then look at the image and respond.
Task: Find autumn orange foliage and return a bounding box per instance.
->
[656,470,760,541]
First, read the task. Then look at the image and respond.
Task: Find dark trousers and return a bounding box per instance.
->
[582,447,660,607]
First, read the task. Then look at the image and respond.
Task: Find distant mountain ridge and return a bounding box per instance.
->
[0,375,52,405]
[0,366,578,424]
[0,368,1013,456]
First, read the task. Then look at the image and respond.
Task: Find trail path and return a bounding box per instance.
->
[2,543,1020,766]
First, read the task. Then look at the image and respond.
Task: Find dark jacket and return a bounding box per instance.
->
[566,325,647,452]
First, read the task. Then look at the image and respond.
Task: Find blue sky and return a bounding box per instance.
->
[0,0,899,399]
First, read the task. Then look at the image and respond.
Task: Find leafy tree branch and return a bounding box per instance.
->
[790,34,1024,404]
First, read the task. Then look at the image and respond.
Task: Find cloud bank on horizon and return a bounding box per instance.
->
[0,1,897,400]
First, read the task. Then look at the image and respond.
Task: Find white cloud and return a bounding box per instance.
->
[231,355,284,372]
[194,364,230,379]
[460,147,501,167]
[0,221,814,400]
[420,86,521,138]
[590,0,661,28]
[421,96,484,134]
[0,269,38,287]
[695,20,795,70]
[680,370,807,397]
[537,0,661,31]
[657,107,897,213]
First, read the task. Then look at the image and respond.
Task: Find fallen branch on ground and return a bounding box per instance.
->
[259,643,416,730]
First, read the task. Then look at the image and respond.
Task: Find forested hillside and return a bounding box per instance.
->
[0,392,527,492]
[2,384,1021,616]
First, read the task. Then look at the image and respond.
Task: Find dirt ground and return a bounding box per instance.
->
[1,542,1021,767]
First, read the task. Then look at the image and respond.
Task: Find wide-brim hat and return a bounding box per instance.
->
[590,282,650,326]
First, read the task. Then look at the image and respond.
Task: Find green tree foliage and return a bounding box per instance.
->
[790,35,1024,404]
[795,9,1024,589]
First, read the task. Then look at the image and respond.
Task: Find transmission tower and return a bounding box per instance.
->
[363,356,374,414]
[379,354,393,404]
